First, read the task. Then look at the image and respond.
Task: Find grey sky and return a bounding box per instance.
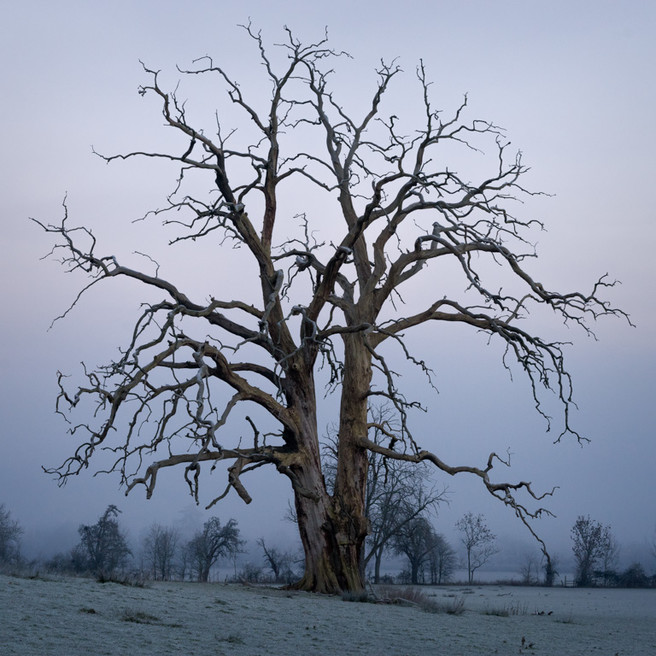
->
[1,1,654,568]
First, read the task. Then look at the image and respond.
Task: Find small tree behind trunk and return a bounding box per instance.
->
[188,517,243,583]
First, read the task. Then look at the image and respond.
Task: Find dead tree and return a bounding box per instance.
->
[456,512,499,583]
[257,538,298,584]
[142,523,179,581]
[35,25,628,593]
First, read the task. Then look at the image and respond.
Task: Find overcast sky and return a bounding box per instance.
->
[1,1,655,571]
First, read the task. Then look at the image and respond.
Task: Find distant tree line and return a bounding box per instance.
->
[2,501,655,589]
[0,500,299,584]
[39,506,243,583]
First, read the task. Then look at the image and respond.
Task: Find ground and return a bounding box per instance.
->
[1,574,654,655]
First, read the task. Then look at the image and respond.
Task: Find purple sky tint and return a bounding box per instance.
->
[1,1,654,568]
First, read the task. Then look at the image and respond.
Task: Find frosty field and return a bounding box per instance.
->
[1,574,654,655]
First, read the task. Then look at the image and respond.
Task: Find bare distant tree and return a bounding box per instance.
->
[393,516,454,584]
[187,517,243,582]
[177,541,192,581]
[0,504,23,565]
[36,25,627,592]
[363,407,448,583]
[456,512,499,583]
[238,561,264,583]
[571,515,611,587]
[257,538,298,584]
[392,516,433,584]
[142,524,179,581]
[597,528,620,585]
[76,505,131,579]
[426,532,456,584]
[519,551,540,585]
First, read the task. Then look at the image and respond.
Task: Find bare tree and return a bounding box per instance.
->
[393,516,454,585]
[426,531,456,584]
[238,561,264,583]
[0,504,23,565]
[142,523,179,581]
[35,25,627,592]
[76,505,131,579]
[365,460,445,583]
[393,516,434,584]
[257,538,298,584]
[456,512,499,583]
[597,528,620,585]
[571,515,612,587]
[187,517,243,582]
[519,551,540,585]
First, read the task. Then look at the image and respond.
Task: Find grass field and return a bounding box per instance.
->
[1,574,655,655]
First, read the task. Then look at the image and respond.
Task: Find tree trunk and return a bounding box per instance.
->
[290,446,347,593]
[410,559,420,585]
[467,550,473,584]
[335,333,372,587]
[374,548,383,584]
[288,333,372,593]
[289,446,368,593]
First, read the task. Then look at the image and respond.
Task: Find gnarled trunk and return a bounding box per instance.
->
[292,470,364,593]
[287,428,369,592]
[288,335,372,593]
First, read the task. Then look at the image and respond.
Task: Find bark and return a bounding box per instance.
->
[331,333,373,590]
[291,454,367,593]
[287,335,372,593]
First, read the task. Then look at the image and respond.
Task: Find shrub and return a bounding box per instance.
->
[619,563,649,588]
[376,586,444,614]
[342,590,371,603]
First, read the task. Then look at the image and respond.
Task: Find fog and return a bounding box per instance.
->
[1,1,655,574]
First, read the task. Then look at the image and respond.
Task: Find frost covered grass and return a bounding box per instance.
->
[1,574,655,655]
